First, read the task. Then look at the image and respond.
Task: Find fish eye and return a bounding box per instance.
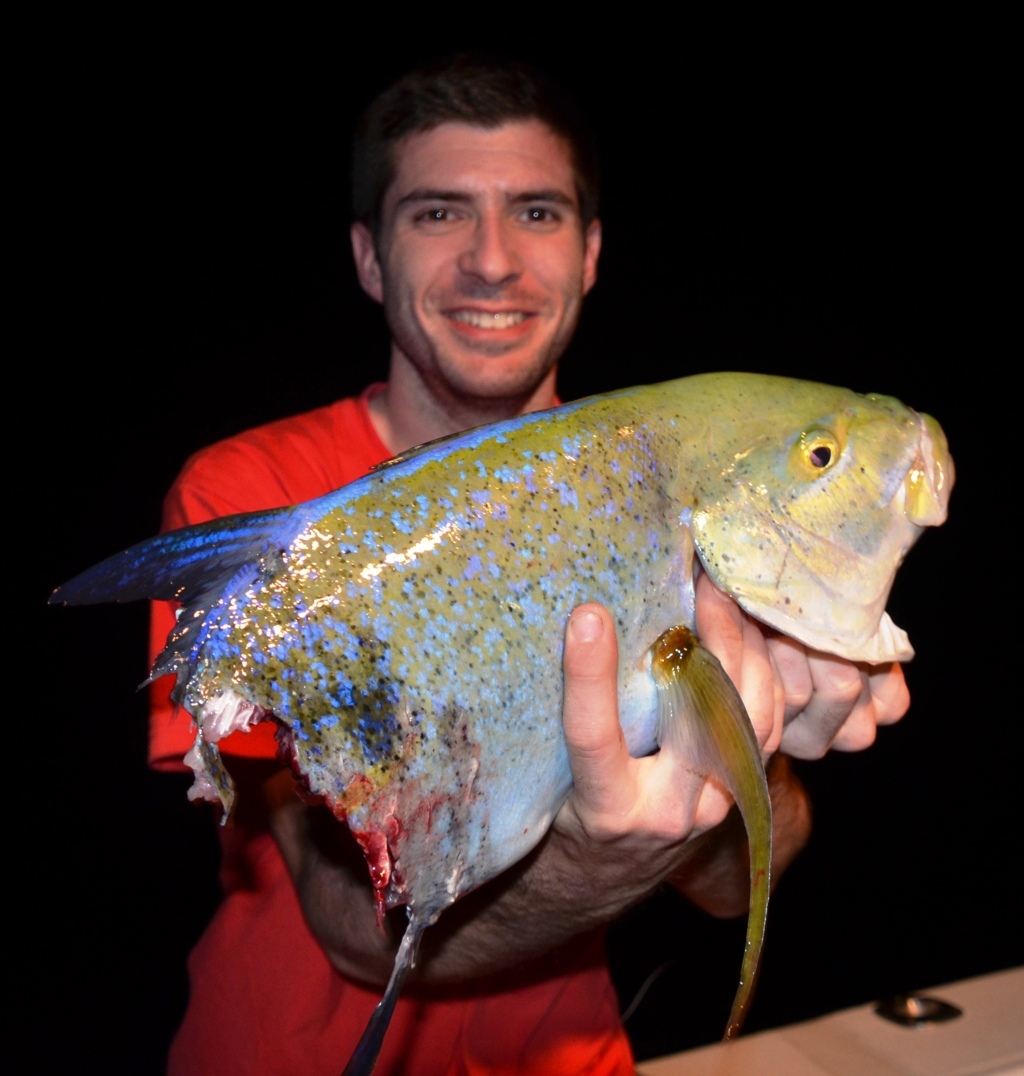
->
[796,429,841,475]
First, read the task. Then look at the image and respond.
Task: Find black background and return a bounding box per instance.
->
[27,18,1018,1071]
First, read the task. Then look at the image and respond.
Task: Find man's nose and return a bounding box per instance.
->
[457,216,521,284]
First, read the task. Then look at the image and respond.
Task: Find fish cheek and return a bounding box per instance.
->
[689,486,788,609]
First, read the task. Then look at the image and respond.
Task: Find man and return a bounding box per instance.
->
[150,58,908,1073]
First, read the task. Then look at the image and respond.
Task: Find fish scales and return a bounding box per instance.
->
[192,386,694,914]
[51,372,952,1072]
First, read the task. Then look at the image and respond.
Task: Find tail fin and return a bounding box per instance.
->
[50,507,296,608]
[50,506,303,698]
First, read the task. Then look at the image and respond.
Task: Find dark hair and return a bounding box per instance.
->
[352,55,600,238]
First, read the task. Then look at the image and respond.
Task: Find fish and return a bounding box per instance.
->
[51,372,952,1073]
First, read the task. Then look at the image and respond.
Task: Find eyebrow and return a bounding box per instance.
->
[508,189,577,208]
[395,189,473,208]
[395,188,578,209]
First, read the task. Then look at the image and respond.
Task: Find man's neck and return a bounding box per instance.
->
[367,356,560,456]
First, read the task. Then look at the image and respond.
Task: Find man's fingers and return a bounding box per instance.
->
[780,652,871,758]
[693,573,746,685]
[827,662,909,752]
[765,634,814,722]
[867,662,910,725]
[828,697,879,752]
[694,574,783,753]
[776,653,910,758]
[561,604,631,816]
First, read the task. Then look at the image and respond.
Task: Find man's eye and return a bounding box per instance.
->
[522,207,557,223]
[414,207,457,224]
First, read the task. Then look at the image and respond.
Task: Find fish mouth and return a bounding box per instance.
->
[897,411,953,526]
[447,309,531,330]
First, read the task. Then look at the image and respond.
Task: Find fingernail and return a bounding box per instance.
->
[570,609,604,642]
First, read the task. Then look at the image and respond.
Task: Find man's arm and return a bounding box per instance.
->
[268,575,908,986]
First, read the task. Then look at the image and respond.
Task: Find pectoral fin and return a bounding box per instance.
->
[650,625,772,1040]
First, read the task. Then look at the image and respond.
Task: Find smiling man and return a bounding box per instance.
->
[150,57,909,1074]
[351,118,601,448]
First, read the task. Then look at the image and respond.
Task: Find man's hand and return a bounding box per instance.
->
[555,594,799,922]
[555,576,908,917]
[553,602,741,918]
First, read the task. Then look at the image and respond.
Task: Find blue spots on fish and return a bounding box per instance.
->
[391,510,415,535]
[203,633,243,664]
[353,709,400,764]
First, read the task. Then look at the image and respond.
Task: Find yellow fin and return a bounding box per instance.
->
[650,625,772,1040]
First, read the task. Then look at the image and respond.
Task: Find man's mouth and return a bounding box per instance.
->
[448,310,528,330]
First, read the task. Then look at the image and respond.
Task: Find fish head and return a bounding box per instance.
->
[685,376,953,663]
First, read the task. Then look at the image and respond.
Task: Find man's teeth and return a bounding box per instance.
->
[451,311,526,330]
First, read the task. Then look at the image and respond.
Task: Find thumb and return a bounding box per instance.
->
[562,603,628,812]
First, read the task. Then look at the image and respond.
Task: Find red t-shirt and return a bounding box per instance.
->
[150,386,635,1075]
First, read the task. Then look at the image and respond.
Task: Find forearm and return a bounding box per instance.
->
[269,760,809,988]
[269,787,664,988]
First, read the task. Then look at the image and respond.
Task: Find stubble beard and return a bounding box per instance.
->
[388,307,577,423]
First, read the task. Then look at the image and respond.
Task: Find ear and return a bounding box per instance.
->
[582,218,602,296]
[351,221,384,303]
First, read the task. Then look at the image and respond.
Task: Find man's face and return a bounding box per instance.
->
[352,120,601,407]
